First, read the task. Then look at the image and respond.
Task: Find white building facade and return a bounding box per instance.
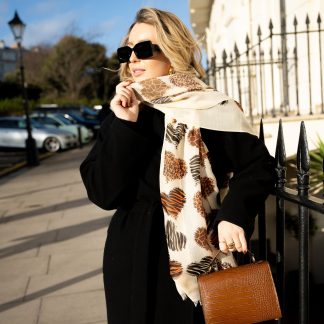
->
[0,40,18,81]
[189,0,324,290]
[190,0,324,117]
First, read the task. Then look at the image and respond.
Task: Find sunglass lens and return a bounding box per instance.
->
[134,41,153,59]
[117,46,132,63]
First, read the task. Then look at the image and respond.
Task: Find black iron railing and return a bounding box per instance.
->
[258,120,324,324]
[208,12,324,122]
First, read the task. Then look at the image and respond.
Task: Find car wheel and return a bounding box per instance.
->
[43,137,61,152]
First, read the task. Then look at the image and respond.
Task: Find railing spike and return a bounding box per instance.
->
[245,34,250,45]
[317,13,322,24]
[257,25,262,37]
[275,120,287,188]
[222,49,227,59]
[269,19,273,30]
[234,42,239,55]
[294,15,298,26]
[306,14,310,25]
[297,121,310,195]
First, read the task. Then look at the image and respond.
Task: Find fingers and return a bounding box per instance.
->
[239,231,248,253]
[116,90,133,108]
[218,220,247,254]
[218,241,228,253]
[232,236,243,252]
[112,82,136,109]
[110,81,139,122]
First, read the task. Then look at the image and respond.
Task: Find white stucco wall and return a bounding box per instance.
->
[206,0,324,116]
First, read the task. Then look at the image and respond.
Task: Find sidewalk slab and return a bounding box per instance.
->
[0,256,49,279]
[48,250,103,275]
[0,276,29,304]
[26,269,103,298]
[0,299,40,324]
[38,290,107,324]
[0,146,111,323]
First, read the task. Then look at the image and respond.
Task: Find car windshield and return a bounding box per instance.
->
[61,114,78,124]
[81,106,98,116]
[54,114,74,125]
[67,112,84,121]
[30,119,46,129]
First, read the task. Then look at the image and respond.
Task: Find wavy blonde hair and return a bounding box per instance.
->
[119,7,205,81]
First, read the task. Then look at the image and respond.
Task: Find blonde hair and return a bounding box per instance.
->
[119,7,205,81]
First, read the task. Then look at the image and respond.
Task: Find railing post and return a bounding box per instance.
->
[212,55,217,90]
[234,43,242,105]
[280,0,289,116]
[297,121,310,324]
[246,34,253,124]
[230,53,235,97]
[257,26,264,118]
[317,13,324,114]
[275,119,286,321]
[222,49,228,95]
[77,126,83,149]
[294,16,300,116]
[306,14,313,115]
[269,19,276,117]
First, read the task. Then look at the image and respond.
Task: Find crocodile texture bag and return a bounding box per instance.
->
[198,256,282,324]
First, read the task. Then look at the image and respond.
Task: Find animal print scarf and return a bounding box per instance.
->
[131,73,254,304]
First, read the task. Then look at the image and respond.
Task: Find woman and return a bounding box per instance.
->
[80,7,275,324]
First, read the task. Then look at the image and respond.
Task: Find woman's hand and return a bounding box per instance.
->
[218,220,247,253]
[110,81,139,122]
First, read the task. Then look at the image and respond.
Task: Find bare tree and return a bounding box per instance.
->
[42,35,107,100]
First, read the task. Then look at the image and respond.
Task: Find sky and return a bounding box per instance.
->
[0,0,194,56]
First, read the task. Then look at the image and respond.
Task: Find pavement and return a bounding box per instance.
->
[0,145,112,324]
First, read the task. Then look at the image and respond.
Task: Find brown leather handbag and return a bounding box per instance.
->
[198,253,282,324]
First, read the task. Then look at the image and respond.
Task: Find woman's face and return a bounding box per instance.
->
[127,23,171,82]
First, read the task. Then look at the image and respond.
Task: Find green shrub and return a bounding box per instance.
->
[0,97,37,116]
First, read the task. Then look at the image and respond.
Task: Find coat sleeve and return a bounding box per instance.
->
[80,113,151,210]
[203,129,276,237]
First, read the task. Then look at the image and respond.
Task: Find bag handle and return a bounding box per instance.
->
[207,250,256,274]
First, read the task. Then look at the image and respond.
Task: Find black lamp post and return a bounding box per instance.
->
[8,10,39,166]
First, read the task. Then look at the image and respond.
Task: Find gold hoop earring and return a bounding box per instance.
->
[168,66,175,75]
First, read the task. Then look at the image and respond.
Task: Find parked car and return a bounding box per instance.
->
[58,112,101,136]
[30,112,93,144]
[33,105,101,136]
[0,117,77,152]
[33,104,99,120]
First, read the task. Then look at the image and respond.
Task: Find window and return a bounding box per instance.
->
[0,120,19,128]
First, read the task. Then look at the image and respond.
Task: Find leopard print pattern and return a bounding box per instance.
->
[169,73,204,92]
[163,151,187,182]
[193,191,206,217]
[187,128,201,148]
[201,177,215,199]
[140,78,170,101]
[194,227,212,251]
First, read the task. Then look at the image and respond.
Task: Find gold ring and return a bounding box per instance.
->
[227,242,235,249]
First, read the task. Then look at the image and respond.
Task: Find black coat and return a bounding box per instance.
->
[80,106,275,324]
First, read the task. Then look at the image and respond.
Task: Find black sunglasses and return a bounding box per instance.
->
[117,40,161,63]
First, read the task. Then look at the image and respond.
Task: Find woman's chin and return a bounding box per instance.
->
[132,74,148,82]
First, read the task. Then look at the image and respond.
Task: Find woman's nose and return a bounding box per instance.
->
[129,50,139,63]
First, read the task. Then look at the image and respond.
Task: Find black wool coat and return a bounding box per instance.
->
[80,105,275,324]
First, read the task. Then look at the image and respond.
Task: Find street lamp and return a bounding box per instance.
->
[8,10,39,166]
